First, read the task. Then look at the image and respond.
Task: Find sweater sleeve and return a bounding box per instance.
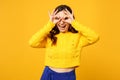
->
[71,20,99,47]
[29,20,55,48]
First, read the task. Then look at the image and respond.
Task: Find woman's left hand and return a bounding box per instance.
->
[64,9,74,23]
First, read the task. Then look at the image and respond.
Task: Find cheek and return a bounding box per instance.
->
[66,24,70,29]
[56,23,59,27]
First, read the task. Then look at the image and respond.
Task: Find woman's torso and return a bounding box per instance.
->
[45,32,82,69]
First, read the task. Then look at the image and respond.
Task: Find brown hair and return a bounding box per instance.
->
[48,5,78,45]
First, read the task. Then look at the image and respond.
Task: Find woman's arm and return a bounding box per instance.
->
[71,20,99,47]
[29,9,61,48]
[29,20,55,48]
[63,9,99,47]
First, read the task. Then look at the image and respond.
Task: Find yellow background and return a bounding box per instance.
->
[0,0,120,80]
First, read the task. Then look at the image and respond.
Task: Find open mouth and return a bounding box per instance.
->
[59,25,66,28]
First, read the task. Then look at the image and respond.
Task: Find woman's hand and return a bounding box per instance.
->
[48,9,60,24]
[64,9,74,23]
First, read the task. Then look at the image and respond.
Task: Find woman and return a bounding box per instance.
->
[29,5,99,80]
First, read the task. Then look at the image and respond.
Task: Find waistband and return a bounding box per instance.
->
[45,66,75,76]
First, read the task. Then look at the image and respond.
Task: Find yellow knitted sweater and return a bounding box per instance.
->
[29,20,99,68]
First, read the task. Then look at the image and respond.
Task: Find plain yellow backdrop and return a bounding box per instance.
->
[0,0,120,80]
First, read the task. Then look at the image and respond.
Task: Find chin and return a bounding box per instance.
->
[60,30,67,33]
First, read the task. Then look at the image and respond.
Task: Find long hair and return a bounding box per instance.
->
[48,5,78,45]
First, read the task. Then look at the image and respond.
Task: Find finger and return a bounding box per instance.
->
[65,9,71,15]
[53,9,58,15]
[65,9,74,20]
[51,9,55,15]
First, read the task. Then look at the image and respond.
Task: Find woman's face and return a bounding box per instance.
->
[55,10,70,33]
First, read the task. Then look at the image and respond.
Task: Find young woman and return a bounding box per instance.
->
[29,5,99,80]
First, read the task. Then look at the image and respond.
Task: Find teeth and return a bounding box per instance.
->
[60,25,65,28]
[61,26,65,28]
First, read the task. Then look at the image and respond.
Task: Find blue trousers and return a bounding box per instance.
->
[40,66,76,80]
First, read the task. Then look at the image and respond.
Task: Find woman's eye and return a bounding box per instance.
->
[55,17,59,20]
[64,17,69,20]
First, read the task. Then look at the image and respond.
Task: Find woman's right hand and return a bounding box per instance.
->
[48,9,60,24]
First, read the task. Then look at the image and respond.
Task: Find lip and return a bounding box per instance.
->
[61,26,66,28]
[58,24,66,28]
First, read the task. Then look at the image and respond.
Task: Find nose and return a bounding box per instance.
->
[59,19,64,24]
